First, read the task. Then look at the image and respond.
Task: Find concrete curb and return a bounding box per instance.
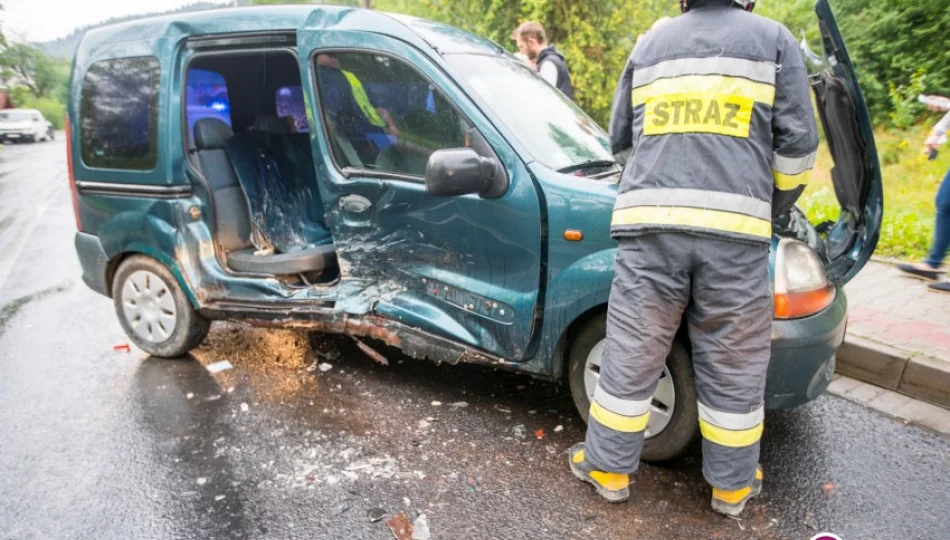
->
[837,334,950,410]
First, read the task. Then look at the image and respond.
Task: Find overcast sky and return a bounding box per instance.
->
[3,0,233,43]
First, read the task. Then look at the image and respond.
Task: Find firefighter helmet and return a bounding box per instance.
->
[681,0,755,13]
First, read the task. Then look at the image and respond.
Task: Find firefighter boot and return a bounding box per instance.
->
[569,443,630,503]
[711,467,763,517]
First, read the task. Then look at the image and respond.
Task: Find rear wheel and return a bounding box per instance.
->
[568,313,698,462]
[112,255,210,357]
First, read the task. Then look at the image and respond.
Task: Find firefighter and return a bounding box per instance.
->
[569,0,819,517]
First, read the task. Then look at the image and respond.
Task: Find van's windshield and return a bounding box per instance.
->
[446,54,614,172]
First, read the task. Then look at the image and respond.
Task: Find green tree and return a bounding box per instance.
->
[829,0,950,124]
[0,42,67,99]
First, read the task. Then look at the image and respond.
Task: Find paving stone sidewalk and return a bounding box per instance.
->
[841,260,950,408]
[845,260,950,359]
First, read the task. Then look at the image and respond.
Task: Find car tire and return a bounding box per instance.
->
[111,255,210,358]
[567,313,699,462]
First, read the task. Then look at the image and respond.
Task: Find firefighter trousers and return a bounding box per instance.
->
[584,232,771,491]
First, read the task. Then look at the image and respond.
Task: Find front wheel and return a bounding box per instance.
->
[568,313,698,462]
[111,255,210,357]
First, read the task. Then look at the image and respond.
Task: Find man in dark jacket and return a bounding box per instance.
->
[511,21,574,100]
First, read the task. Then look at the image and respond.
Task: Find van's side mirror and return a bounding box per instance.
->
[425,148,508,199]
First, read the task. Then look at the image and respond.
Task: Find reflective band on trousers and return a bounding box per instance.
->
[590,401,651,433]
[612,206,772,239]
[341,70,386,128]
[632,57,778,88]
[594,385,653,417]
[698,403,764,448]
[615,188,771,221]
[773,151,817,190]
[632,75,776,107]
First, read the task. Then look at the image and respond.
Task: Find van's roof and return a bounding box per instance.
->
[77,5,504,63]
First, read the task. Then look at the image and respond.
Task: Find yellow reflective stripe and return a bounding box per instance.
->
[590,401,650,433]
[773,169,811,191]
[632,75,775,107]
[612,206,772,239]
[699,419,763,448]
[712,486,753,504]
[590,471,631,491]
[342,70,385,127]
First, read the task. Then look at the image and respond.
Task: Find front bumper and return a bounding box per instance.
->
[765,288,847,409]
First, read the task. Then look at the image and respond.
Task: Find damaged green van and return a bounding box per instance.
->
[69,2,881,460]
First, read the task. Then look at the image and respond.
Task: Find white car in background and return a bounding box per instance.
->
[0,109,55,143]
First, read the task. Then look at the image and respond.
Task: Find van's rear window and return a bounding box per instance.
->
[80,56,160,170]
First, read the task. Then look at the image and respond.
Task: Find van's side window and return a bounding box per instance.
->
[80,56,160,170]
[314,52,471,178]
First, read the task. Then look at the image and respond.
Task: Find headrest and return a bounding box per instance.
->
[254,115,292,134]
[194,118,234,150]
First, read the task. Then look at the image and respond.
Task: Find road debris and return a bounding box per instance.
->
[804,511,819,530]
[536,429,545,439]
[354,338,389,366]
[418,420,431,430]
[511,424,526,439]
[205,360,233,374]
[821,481,839,499]
[411,513,430,540]
[449,402,469,408]
[240,403,249,413]
[368,507,388,523]
[113,343,131,353]
[386,512,413,540]
[186,393,194,400]
[305,361,319,372]
[319,363,334,373]
[494,405,512,414]
[431,401,442,406]
[554,425,564,432]
[196,477,208,486]
[214,495,226,502]
[318,349,341,361]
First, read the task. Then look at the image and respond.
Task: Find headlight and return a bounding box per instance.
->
[773,238,835,319]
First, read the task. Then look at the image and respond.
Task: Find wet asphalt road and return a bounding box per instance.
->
[1,139,949,540]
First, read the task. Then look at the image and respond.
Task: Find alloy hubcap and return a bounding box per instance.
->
[121,270,177,343]
[584,338,676,439]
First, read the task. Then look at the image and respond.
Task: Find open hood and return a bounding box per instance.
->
[796,0,883,285]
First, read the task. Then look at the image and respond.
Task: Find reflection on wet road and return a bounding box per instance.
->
[1,140,948,539]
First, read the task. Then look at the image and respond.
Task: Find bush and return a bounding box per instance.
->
[9,87,66,129]
[888,69,928,129]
